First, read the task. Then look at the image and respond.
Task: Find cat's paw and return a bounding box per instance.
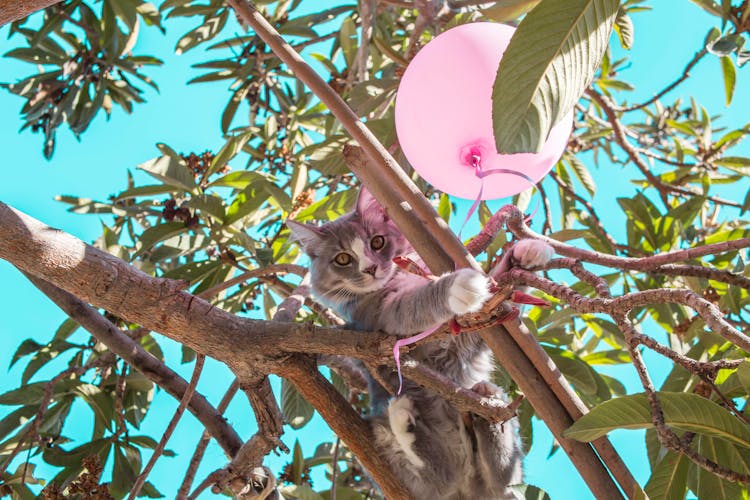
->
[387,397,424,468]
[512,240,554,269]
[447,269,491,315]
[471,380,501,398]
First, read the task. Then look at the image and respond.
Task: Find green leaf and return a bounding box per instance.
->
[613,9,634,49]
[481,0,542,22]
[184,194,225,220]
[0,405,36,441]
[492,0,620,153]
[564,392,750,450]
[116,185,179,201]
[688,435,747,499]
[138,481,165,498]
[720,55,736,106]
[511,483,552,500]
[338,16,357,67]
[133,222,189,258]
[278,484,325,500]
[691,0,724,18]
[566,155,596,196]
[281,379,314,429]
[645,451,689,500]
[55,317,80,340]
[547,229,588,242]
[437,193,452,223]
[547,348,599,396]
[10,339,43,368]
[737,361,750,394]
[221,82,249,133]
[106,0,138,30]
[209,130,255,177]
[110,444,140,497]
[176,11,229,55]
[137,153,196,192]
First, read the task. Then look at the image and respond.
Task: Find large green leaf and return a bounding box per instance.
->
[281,379,314,430]
[492,0,619,153]
[564,392,750,450]
[278,484,325,500]
[137,146,196,192]
[644,451,689,500]
[687,435,747,499]
[482,0,542,23]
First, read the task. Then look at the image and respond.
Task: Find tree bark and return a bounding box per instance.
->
[0,0,62,27]
[0,200,395,368]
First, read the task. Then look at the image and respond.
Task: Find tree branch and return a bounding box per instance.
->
[500,268,750,352]
[0,0,63,26]
[178,380,240,499]
[502,203,750,271]
[621,49,708,112]
[24,273,243,457]
[129,355,206,499]
[400,358,520,422]
[277,354,413,499]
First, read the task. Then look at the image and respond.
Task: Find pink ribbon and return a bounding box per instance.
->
[458,153,537,239]
[393,323,441,395]
[393,154,538,394]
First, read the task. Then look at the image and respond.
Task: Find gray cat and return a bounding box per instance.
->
[288,189,552,499]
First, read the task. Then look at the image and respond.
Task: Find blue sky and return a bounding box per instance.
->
[1,1,749,498]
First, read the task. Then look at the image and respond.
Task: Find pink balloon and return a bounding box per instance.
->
[395,22,572,200]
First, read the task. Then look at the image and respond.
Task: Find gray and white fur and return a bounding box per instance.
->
[288,189,553,499]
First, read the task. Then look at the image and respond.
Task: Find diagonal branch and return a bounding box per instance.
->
[277,354,412,498]
[129,355,206,499]
[24,273,243,457]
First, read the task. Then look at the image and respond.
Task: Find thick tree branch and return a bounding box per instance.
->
[0,0,62,26]
[278,355,412,499]
[0,202,397,363]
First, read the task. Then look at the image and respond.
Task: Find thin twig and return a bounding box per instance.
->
[129,355,206,499]
[177,379,241,499]
[621,49,707,112]
[330,438,341,500]
[197,264,307,300]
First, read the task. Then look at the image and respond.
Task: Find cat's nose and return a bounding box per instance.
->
[363,264,377,276]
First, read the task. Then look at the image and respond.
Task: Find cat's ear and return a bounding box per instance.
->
[356,187,388,221]
[286,220,323,255]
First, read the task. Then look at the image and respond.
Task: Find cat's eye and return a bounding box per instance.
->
[334,252,352,266]
[370,235,385,250]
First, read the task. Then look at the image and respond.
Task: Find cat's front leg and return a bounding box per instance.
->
[376,268,491,334]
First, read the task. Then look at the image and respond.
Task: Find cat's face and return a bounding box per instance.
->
[287,189,409,301]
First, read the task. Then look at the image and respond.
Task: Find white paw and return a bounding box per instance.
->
[471,380,500,398]
[388,397,424,468]
[447,269,491,315]
[511,240,554,269]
